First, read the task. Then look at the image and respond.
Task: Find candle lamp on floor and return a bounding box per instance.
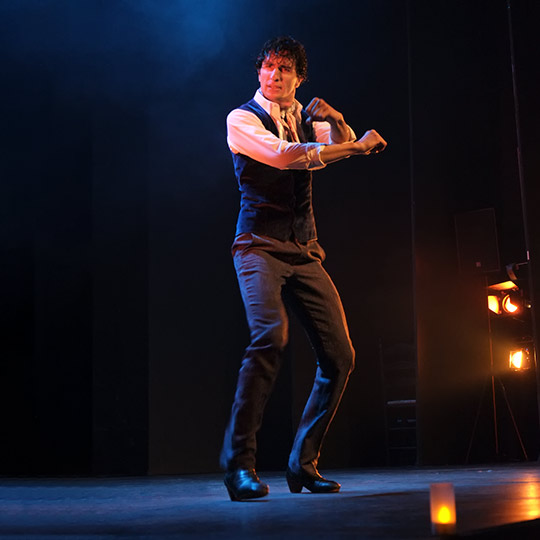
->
[430,482,457,536]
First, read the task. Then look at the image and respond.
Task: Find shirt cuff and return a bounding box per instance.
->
[310,145,327,169]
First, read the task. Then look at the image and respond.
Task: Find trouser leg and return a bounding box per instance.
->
[286,247,355,474]
[220,244,290,471]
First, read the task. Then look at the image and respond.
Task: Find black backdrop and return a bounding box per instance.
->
[1,0,539,475]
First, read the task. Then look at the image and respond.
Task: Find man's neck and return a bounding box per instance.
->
[279,100,294,112]
[256,89,299,118]
[258,88,296,112]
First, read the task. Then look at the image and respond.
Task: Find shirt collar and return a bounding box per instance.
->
[254,89,303,123]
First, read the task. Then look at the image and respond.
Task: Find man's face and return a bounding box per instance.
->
[258,53,303,108]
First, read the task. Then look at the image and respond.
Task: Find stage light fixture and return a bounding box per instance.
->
[509,347,532,371]
[488,280,517,292]
[486,281,524,317]
[501,291,521,314]
[487,295,500,314]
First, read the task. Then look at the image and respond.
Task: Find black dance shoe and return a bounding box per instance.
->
[286,467,341,493]
[224,468,269,501]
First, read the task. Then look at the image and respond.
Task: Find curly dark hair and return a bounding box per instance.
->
[255,36,308,82]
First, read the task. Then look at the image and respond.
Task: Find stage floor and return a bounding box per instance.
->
[1,464,540,539]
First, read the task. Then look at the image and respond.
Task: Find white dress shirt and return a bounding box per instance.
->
[227,89,356,171]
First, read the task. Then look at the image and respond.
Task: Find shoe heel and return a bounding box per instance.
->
[225,483,239,501]
[286,472,303,493]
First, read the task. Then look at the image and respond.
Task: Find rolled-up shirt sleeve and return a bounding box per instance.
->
[227,109,327,171]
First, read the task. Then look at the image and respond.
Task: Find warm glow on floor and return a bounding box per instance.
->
[522,479,540,519]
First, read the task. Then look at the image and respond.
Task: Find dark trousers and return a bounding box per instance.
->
[220,233,355,474]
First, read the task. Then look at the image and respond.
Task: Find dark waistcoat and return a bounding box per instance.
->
[231,99,317,243]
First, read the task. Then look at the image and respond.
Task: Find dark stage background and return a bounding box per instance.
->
[1,0,539,476]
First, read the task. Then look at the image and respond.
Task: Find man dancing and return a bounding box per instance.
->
[221,36,387,501]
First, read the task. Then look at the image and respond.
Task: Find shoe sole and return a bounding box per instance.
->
[224,480,269,501]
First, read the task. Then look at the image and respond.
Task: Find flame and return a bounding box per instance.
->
[437,505,452,524]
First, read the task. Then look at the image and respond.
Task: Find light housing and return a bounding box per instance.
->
[488,295,500,314]
[486,281,524,317]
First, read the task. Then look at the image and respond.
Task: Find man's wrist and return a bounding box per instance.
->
[328,114,346,129]
[329,116,350,144]
[352,140,367,155]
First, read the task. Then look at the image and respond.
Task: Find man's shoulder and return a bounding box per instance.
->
[227,104,258,123]
[228,99,272,126]
[231,99,264,115]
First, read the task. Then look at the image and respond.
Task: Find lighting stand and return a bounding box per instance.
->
[466,276,528,463]
[506,0,540,460]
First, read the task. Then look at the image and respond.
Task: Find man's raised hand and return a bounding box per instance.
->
[305,97,344,125]
[356,129,387,155]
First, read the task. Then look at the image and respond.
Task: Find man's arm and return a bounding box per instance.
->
[227,109,328,170]
[320,129,387,164]
[227,106,387,170]
[305,97,353,144]
[305,97,387,162]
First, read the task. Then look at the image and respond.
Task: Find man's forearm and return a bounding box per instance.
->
[320,129,388,164]
[328,116,352,144]
[320,141,361,164]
